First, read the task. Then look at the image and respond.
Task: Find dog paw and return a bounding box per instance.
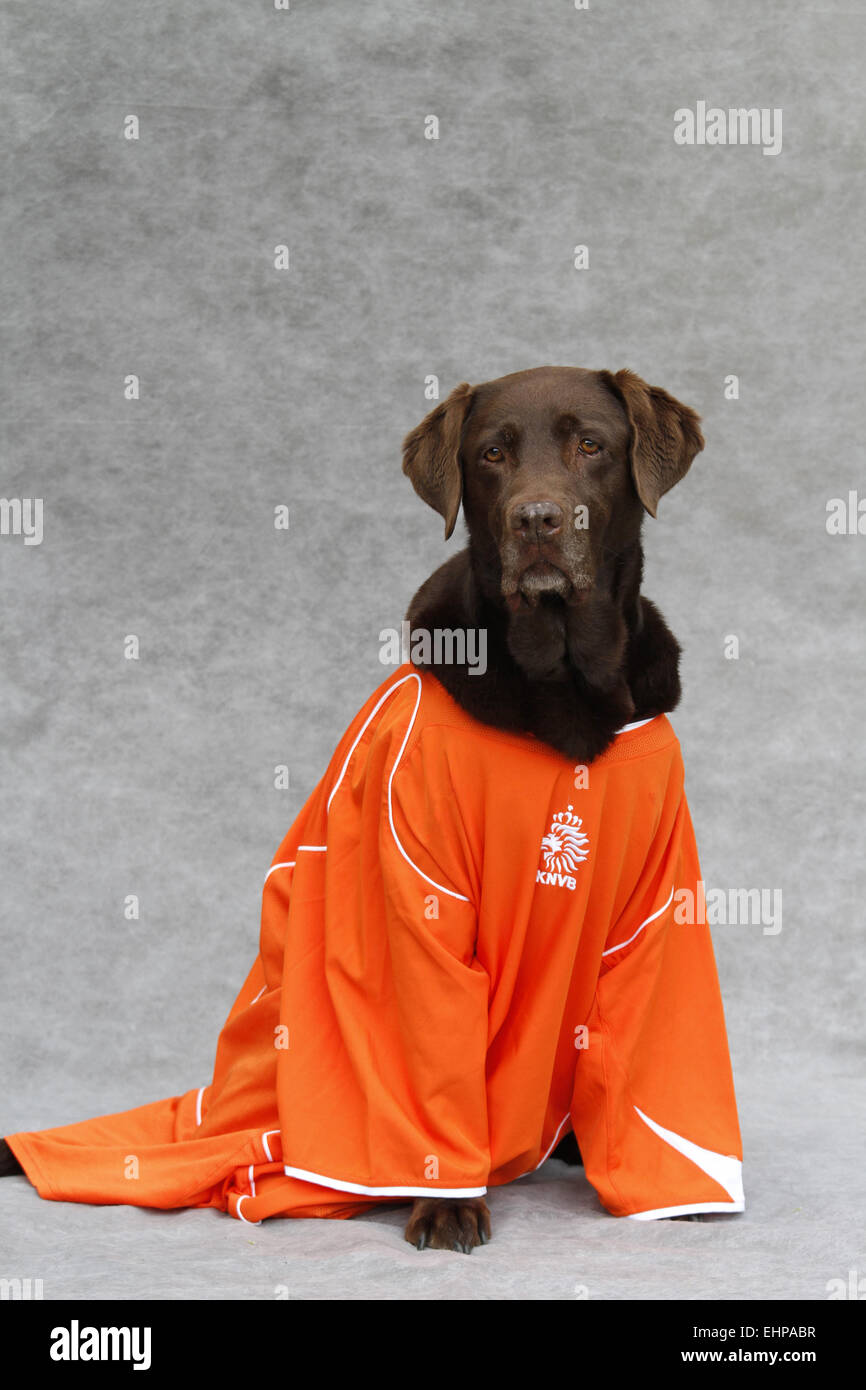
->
[404,1196,491,1253]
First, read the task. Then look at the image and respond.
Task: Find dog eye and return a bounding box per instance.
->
[578,438,601,455]
[482,446,505,462]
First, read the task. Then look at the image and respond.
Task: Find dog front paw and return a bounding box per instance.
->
[404,1196,491,1253]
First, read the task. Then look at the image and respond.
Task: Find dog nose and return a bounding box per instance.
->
[509,500,564,539]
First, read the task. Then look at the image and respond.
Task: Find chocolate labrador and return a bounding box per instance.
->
[1,364,703,1252]
[399,364,703,1250]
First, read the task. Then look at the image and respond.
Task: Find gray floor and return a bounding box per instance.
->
[2,1065,862,1300]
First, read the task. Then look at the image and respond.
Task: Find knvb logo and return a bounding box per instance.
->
[536,805,589,891]
[0,498,43,545]
[674,102,782,156]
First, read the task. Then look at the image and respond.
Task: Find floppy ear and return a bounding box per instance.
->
[600,369,704,518]
[401,382,476,540]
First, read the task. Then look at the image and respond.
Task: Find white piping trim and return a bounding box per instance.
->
[195,1086,205,1127]
[602,884,675,957]
[235,1195,261,1225]
[385,674,471,903]
[264,860,295,882]
[264,846,324,885]
[248,1164,256,1198]
[263,674,470,901]
[538,1112,572,1168]
[261,1130,280,1163]
[634,1106,744,1206]
[539,1112,572,1167]
[628,1199,745,1221]
[282,1163,486,1198]
[616,716,657,733]
[514,1112,573,1181]
[325,675,420,815]
[251,984,267,1005]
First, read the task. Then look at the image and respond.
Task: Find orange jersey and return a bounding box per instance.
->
[7,663,743,1225]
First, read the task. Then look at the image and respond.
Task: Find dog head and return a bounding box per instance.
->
[402,365,703,611]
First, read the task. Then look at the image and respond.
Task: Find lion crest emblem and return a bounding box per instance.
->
[539,805,590,876]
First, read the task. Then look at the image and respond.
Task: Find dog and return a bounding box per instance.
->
[400,364,703,1249]
[2,366,744,1251]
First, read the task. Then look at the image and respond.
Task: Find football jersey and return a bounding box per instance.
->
[6,662,743,1225]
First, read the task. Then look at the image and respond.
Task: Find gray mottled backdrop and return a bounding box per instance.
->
[1,1,864,1301]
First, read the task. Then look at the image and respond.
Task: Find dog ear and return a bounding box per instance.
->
[600,369,704,518]
[402,382,476,539]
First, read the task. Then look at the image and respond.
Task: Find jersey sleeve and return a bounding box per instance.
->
[277,719,491,1199]
[373,731,490,1194]
[569,792,744,1220]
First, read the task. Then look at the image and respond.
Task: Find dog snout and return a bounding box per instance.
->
[508,500,564,541]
